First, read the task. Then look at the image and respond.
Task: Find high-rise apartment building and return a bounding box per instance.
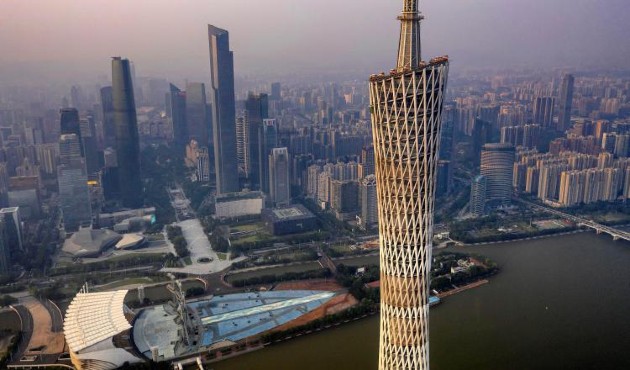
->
[268,147,290,207]
[306,165,322,199]
[557,74,574,131]
[500,124,541,149]
[533,96,556,127]
[481,143,515,206]
[369,0,449,368]
[330,179,359,221]
[360,145,375,178]
[111,57,142,208]
[208,25,239,194]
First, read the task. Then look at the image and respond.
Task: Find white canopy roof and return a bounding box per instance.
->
[64,290,131,353]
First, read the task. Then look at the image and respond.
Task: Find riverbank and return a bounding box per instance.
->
[437,280,489,299]
[461,229,586,247]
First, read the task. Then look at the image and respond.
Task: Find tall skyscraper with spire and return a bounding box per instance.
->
[208,25,239,194]
[112,57,143,208]
[369,1,449,369]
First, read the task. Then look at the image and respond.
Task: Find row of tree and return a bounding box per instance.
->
[230,268,332,288]
[166,226,190,258]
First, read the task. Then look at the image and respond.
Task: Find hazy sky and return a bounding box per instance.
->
[1,0,629,83]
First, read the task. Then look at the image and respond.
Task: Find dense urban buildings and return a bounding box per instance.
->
[208,25,239,194]
[369,0,449,368]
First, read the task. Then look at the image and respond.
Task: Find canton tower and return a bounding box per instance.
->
[369,0,449,369]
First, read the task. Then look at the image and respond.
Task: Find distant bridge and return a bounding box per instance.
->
[517,199,630,242]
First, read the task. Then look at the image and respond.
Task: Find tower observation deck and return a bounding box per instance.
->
[369,1,449,369]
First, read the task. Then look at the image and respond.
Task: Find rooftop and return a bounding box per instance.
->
[264,204,315,222]
[64,290,131,353]
[62,228,122,257]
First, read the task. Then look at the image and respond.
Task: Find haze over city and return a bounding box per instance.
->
[1,1,630,369]
[2,0,630,84]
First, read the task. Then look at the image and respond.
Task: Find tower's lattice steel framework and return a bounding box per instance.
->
[369,0,449,369]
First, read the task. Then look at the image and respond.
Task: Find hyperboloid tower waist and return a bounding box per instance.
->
[369,0,449,369]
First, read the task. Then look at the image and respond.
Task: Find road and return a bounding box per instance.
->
[516,198,630,242]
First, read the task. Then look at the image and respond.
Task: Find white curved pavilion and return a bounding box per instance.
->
[64,289,142,370]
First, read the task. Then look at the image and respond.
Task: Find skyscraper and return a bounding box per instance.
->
[268,147,290,207]
[166,83,188,151]
[100,86,116,149]
[186,82,210,148]
[481,143,516,206]
[0,219,9,276]
[472,118,492,166]
[271,82,281,101]
[436,160,453,197]
[111,57,143,208]
[208,25,239,194]
[470,175,488,218]
[360,174,378,229]
[245,93,269,190]
[80,116,100,176]
[60,108,83,155]
[369,1,449,369]
[0,207,23,253]
[557,74,575,132]
[58,134,92,231]
[360,145,376,178]
[196,147,211,183]
[261,119,278,194]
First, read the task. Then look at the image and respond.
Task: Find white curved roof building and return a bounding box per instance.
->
[64,289,142,370]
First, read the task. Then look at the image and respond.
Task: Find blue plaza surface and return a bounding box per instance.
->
[192,290,335,347]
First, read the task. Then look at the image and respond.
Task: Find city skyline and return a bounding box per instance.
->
[1,0,630,84]
[1,1,630,370]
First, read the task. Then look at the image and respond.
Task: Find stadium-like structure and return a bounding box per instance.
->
[63,286,142,370]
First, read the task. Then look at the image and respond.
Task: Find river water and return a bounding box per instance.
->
[212,232,630,370]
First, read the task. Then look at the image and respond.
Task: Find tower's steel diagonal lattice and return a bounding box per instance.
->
[369,0,449,369]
